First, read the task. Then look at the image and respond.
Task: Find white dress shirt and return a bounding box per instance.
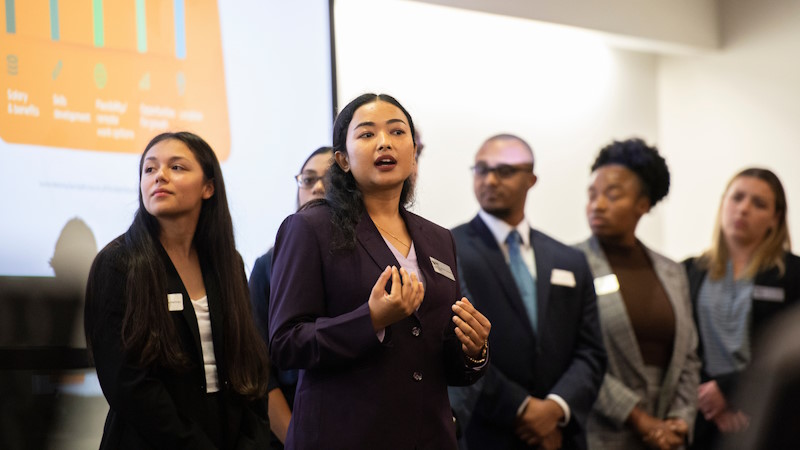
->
[477,210,571,425]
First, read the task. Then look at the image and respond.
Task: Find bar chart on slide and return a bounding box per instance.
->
[1,0,230,159]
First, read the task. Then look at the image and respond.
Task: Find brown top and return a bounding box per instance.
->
[601,240,675,369]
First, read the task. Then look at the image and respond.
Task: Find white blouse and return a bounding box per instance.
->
[190,295,219,393]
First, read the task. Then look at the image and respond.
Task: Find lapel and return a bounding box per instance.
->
[157,243,204,364]
[355,210,406,309]
[356,210,401,273]
[582,236,647,382]
[402,210,439,303]
[530,229,550,332]
[469,215,536,338]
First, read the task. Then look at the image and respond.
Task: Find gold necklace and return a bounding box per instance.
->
[375,223,411,249]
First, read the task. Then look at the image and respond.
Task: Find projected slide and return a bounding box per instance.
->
[1,0,230,159]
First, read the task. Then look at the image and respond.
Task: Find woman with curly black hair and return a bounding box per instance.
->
[85,132,271,449]
[268,93,491,449]
[574,138,700,450]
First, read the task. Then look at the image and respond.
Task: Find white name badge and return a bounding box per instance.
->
[167,293,184,311]
[430,257,455,281]
[593,274,620,296]
[550,268,576,287]
[753,285,785,302]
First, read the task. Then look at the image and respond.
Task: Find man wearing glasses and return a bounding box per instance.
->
[449,134,606,450]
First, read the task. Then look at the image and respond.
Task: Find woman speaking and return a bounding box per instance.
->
[269,94,491,449]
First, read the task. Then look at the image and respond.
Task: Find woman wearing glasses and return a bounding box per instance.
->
[249,146,333,449]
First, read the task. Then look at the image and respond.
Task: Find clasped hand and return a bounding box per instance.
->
[697,380,749,433]
[630,407,687,450]
[515,397,564,449]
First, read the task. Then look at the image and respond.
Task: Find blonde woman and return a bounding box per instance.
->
[684,168,800,449]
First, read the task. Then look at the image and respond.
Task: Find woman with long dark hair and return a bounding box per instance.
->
[85,131,270,449]
[685,168,800,449]
[269,93,491,449]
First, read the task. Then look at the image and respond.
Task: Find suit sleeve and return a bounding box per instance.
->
[248,252,280,393]
[667,270,701,433]
[86,248,216,450]
[268,213,381,370]
[548,254,608,431]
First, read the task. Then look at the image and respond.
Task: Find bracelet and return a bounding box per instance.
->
[465,340,488,365]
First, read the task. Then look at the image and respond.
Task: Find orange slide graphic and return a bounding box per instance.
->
[1,0,230,160]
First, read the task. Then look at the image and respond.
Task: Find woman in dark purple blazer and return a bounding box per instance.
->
[269,93,491,450]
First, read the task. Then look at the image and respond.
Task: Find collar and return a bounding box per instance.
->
[478,209,531,248]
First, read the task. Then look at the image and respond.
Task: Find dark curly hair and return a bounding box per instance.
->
[591,138,670,207]
[324,93,416,249]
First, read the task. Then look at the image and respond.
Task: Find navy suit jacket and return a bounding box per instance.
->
[269,204,485,450]
[450,215,606,450]
[85,234,270,450]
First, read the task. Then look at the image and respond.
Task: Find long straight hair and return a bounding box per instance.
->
[700,168,791,280]
[116,132,268,398]
[325,93,416,249]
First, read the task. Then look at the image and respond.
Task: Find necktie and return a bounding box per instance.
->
[506,230,537,333]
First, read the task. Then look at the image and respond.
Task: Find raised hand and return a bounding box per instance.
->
[451,297,491,359]
[368,266,424,331]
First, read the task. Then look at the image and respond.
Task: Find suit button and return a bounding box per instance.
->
[412,371,423,382]
[411,326,421,337]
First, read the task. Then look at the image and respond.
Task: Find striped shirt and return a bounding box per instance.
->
[697,261,754,377]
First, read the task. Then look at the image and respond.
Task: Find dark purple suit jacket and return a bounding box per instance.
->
[269,204,485,450]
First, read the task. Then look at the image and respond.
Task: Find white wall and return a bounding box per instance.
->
[336,0,800,260]
[412,0,719,52]
[659,0,800,260]
[335,0,661,247]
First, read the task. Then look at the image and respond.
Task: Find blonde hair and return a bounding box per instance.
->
[699,168,791,280]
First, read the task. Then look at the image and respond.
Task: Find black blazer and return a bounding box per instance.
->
[269,204,485,450]
[451,215,606,450]
[250,248,298,404]
[684,252,800,397]
[85,234,269,450]
[249,247,296,450]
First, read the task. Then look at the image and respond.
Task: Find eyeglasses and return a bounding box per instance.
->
[295,173,324,189]
[471,163,533,179]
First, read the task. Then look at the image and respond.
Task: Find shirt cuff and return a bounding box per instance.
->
[546,394,571,426]
[517,396,532,417]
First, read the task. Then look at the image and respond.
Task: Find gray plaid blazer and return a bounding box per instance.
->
[575,237,700,450]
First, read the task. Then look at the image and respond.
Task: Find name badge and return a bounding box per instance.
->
[550,268,576,287]
[167,293,184,311]
[593,274,620,296]
[753,285,785,302]
[430,257,455,281]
